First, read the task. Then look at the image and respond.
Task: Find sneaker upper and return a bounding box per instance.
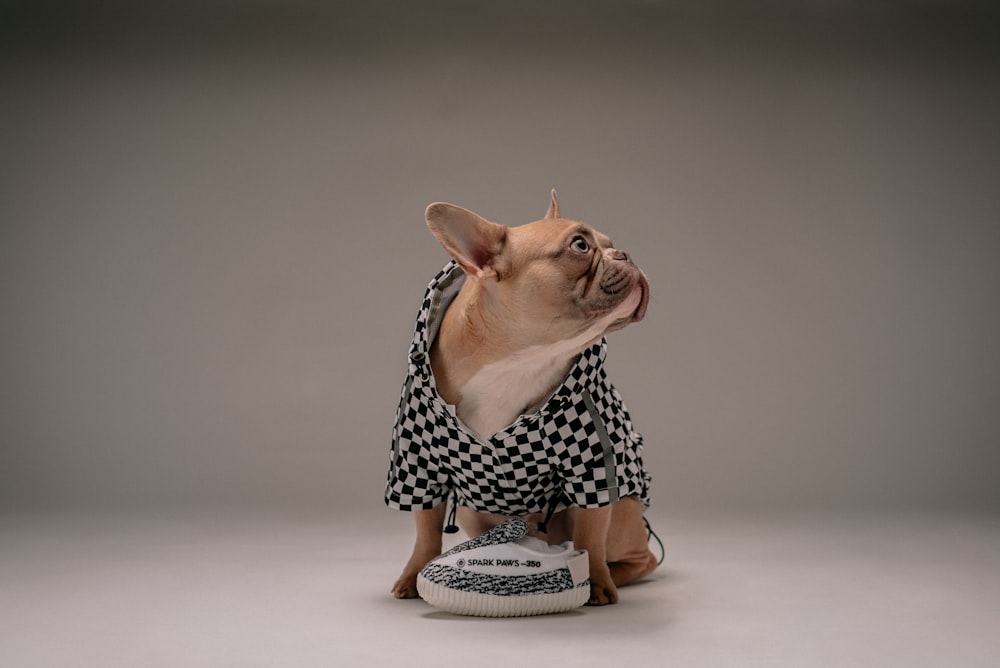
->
[419,519,590,596]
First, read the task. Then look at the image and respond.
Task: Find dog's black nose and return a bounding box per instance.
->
[611,249,632,264]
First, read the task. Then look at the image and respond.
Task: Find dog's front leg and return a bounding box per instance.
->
[573,504,617,605]
[392,504,446,599]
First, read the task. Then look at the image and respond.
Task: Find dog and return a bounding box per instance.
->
[386,191,657,605]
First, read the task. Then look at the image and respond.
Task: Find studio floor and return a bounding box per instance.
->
[2,509,999,667]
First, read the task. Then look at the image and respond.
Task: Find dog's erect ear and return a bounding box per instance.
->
[426,203,507,279]
[545,189,561,219]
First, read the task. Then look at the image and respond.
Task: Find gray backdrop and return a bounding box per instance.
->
[2,1,998,517]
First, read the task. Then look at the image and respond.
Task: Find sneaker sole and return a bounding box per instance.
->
[416,574,590,617]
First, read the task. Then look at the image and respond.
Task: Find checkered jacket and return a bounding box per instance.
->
[385,261,651,516]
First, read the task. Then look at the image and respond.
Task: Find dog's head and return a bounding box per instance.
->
[425,191,648,348]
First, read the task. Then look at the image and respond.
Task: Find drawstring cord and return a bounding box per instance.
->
[644,516,666,565]
[536,492,563,535]
[443,491,460,534]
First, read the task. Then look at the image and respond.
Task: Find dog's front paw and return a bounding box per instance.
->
[586,578,619,606]
[391,573,420,599]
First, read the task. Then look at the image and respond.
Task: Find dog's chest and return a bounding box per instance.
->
[452,315,623,439]
[455,344,576,439]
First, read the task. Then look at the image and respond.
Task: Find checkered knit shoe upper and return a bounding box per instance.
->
[439,518,529,557]
[419,519,590,598]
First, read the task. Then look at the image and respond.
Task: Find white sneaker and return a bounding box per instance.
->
[416,518,590,617]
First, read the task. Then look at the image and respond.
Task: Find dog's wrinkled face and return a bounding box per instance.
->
[426,192,648,349]
[493,218,648,343]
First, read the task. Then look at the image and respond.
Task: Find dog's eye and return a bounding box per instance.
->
[570,236,590,254]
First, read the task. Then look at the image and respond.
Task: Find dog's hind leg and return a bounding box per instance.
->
[605,496,659,586]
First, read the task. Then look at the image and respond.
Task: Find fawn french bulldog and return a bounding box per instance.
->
[386,191,657,605]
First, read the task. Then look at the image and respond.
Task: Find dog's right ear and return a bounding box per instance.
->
[426,203,507,280]
[545,189,561,219]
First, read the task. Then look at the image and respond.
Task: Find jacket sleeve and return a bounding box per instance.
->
[384,381,450,511]
[559,383,650,508]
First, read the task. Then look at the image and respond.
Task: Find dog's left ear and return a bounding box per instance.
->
[426,202,507,280]
[545,189,561,219]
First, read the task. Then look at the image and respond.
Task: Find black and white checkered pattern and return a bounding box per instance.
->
[385,261,651,516]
